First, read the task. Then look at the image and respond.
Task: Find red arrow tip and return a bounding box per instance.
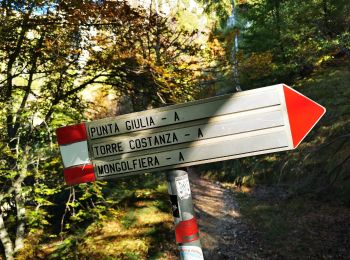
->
[283,85,326,148]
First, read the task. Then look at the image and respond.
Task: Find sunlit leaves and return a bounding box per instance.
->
[237,0,350,85]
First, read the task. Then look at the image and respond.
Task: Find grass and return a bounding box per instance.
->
[69,185,176,259]
[18,174,178,260]
[234,188,350,258]
[56,188,175,259]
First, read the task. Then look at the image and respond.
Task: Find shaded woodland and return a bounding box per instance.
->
[0,0,349,259]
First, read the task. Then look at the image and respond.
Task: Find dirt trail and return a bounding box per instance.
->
[189,169,260,259]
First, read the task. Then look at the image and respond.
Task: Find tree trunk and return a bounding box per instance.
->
[272,0,286,63]
[229,0,241,92]
[14,185,26,253]
[0,214,14,260]
[13,147,29,254]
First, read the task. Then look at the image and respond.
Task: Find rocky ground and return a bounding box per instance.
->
[189,168,261,259]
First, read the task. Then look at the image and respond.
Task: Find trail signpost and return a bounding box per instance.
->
[56,84,325,259]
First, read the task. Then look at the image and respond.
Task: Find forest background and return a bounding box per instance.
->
[0,0,349,259]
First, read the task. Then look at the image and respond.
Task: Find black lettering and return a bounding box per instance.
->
[125,120,131,130]
[125,117,156,132]
[179,152,184,162]
[149,116,155,126]
[135,139,140,148]
[129,140,135,150]
[109,163,115,173]
[134,139,139,148]
[166,133,171,143]
[125,161,131,170]
[147,156,153,166]
[139,118,145,128]
[174,111,180,121]
[141,138,147,148]
[198,128,203,138]
[105,144,112,154]
[111,143,117,153]
[173,133,178,142]
[135,119,141,128]
[159,134,166,144]
[96,127,101,136]
[147,137,152,147]
[102,125,108,135]
[100,146,106,155]
[114,123,120,132]
[97,165,104,175]
[93,146,99,156]
[117,142,123,152]
[141,158,147,168]
[133,159,137,169]
[116,162,121,171]
[108,124,113,133]
[90,127,96,137]
[154,156,160,165]
[154,135,159,146]
[119,161,123,170]
[134,139,140,149]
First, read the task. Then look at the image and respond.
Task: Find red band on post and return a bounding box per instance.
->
[56,123,87,145]
[175,218,199,243]
[63,164,96,185]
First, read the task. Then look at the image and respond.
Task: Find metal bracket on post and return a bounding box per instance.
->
[166,169,204,260]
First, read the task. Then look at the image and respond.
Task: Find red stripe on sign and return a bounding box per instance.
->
[175,218,199,243]
[56,123,87,145]
[63,164,96,185]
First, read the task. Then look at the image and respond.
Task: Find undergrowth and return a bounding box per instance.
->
[199,65,350,205]
[18,173,177,259]
[234,189,350,258]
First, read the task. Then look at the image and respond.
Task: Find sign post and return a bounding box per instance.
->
[55,84,326,258]
[166,169,203,260]
[56,84,326,185]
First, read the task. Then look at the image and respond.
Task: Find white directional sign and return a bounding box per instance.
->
[56,84,326,185]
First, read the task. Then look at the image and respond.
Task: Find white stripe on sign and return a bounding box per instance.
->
[59,141,90,168]
[93,128,291,179]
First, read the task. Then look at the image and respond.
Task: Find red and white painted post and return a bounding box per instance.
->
[166,169,203,260]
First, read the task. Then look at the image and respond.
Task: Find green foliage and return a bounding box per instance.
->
[30,173,174,259]
[197,0,350,207]
[197,0,233,29]
[1,0,349,258]
[199,65,350,205]
[49,236,83,260]
[236,0,350,87]
[0,1,205,258]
